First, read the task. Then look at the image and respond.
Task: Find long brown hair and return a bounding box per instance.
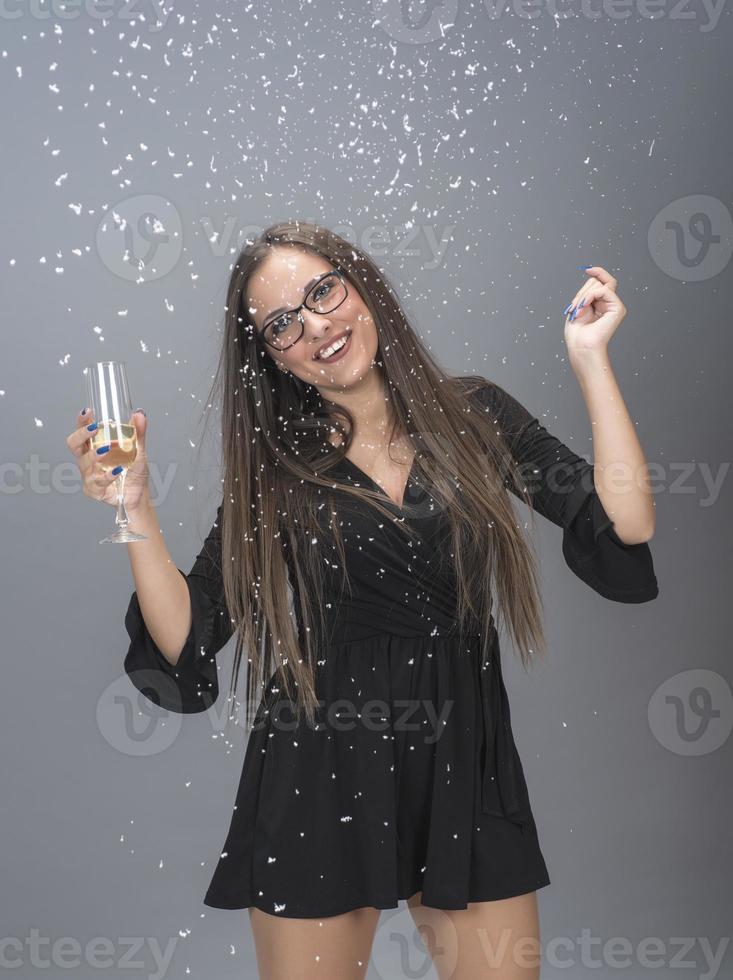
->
[200,221,546,731]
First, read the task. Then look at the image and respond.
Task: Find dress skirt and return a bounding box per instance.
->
[201,626,550,917]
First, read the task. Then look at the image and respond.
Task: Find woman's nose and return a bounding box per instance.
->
[301,307,336,334]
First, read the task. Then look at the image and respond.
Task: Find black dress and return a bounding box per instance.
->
[122,381,659,918]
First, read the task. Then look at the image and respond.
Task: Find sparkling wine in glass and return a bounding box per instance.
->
[84,360,147,544]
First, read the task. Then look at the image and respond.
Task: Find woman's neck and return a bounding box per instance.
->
[321,370,400,445]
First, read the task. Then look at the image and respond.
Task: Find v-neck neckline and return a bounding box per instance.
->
[337,452,420,513]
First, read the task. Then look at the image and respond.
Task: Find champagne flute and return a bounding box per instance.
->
[84,360,147,544]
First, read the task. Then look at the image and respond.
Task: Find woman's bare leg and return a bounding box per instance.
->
[406,890,542,980]
[249,904,381,980]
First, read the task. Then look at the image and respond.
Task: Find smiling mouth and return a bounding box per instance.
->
[315,331,352,361]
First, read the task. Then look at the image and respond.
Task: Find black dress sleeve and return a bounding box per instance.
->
[123,503,235,713]
[471,380,659,604]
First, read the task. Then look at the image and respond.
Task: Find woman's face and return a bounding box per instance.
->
[246,249,379,397]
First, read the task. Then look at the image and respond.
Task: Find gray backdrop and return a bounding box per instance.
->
[1,0,730,977]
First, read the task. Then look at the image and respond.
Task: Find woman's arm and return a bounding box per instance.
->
[123,501,235,713]
[564,264,656,546]
[125,500,193,665]
[570,350,656,545]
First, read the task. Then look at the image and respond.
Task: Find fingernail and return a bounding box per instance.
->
[577,265,593,270]
[96,445,110,455]
[81,407,89,416]
[87,422,98,432]
[571,300,586,320]
[563,303,573,315]
[134,408,146,417]
[111,465,123,476]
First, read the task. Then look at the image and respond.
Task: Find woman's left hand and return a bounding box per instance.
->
[563,265,627,357]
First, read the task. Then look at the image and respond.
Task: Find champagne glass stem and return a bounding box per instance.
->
[114,470,131,531]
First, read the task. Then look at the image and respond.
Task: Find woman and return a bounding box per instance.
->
[68,222,658,979]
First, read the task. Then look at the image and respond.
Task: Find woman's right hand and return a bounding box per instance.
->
[66,409,151,511]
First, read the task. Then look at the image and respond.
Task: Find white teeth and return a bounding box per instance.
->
[318,335,348,360]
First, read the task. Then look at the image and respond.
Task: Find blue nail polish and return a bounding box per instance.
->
[570,307,580,322]
[563,303,573,315]
[577,265,593,269]
[87,422,98,432]
[96,445,110,455]
[111,465,123,476]
[577,298,586,309]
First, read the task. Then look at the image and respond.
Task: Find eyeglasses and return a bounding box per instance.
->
[254,268,349,351]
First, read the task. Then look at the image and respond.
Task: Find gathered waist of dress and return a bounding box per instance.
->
[322,604,493,648]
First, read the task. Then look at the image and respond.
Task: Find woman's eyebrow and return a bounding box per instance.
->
[263,275,323,323]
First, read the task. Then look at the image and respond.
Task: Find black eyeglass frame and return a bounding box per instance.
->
[252,267,349,352]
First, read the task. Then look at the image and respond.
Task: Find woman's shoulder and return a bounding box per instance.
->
[450,374,537,445]
[450,374,517,414]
